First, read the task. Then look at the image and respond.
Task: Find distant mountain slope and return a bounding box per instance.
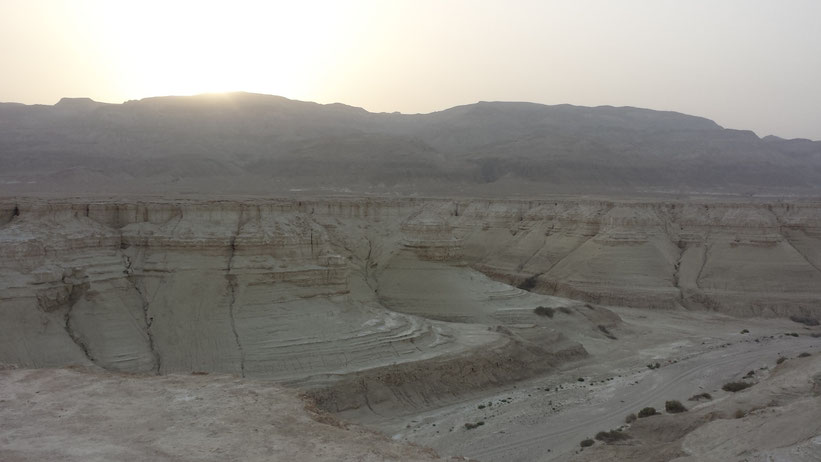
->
[1,92,819,196]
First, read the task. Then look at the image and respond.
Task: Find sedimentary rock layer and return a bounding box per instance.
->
[1,197,819,381]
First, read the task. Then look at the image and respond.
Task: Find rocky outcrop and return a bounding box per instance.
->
[1,196,820,380]
[453,199,821,316]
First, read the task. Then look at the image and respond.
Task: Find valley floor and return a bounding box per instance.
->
[344,307,821,461]
[2,307,818,462]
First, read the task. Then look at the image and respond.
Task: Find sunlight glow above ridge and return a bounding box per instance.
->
[75,1,367,100]
[1,0,820,138]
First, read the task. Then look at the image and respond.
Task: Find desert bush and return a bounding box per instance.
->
[776,357,787,364]
[558,306,573,314]
[798,352,811,358]
[787,332,799,337]
[734,409,746,419]
[790,315,820,326]
[722,381,752,392]
[595,430,631,443]
[665,400,687,413]
[478,404,486,409]
[625,413,637,423]
[580,438,595,447]
[534,306,555,318]
[688,392,712,401]
[647,362,661,370]
[740,329,749,334]
[638,407,658,418]
[464,421,485,430]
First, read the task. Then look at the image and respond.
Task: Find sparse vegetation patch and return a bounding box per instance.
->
[665,400,687,413]
[722,381,753,392]
[638,407,658,418]
[580,438,595,447]
[464,421,485,430]
[688,392,712,401]
[595,430,631,444]
[534,306,555,318]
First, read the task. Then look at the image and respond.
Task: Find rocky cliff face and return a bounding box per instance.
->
[1,197,819,385]
[462,199,821,315]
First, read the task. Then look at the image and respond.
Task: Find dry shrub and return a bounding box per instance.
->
[665,400,687,413]
[595,430,631,444]
[638,407,658,418]
[534,306,555,318]
[722,381,752,392]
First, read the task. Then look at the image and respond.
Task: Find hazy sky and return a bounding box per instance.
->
[1,0,820,139]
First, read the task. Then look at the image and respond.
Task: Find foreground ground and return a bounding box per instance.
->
[2,308,819,462]
[347,307,821,461]
[0,367,456,462]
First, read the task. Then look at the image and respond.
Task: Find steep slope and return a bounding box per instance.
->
[2,197,820,378]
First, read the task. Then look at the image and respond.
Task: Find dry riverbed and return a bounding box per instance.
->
[346,307,821,461]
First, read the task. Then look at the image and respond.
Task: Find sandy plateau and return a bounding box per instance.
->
[1,196,821,461]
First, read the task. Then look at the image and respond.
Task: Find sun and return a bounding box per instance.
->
[79,0,356,100]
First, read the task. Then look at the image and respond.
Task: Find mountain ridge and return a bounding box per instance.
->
[1,92,820,197]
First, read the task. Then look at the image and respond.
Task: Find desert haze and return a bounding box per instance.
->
[2,92,821,197]
[1,93,821,462]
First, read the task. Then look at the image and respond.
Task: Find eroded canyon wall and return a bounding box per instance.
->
[1,197,819,377]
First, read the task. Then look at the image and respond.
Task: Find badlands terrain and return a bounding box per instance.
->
[1,93,821,461]
[1,196,820,461]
